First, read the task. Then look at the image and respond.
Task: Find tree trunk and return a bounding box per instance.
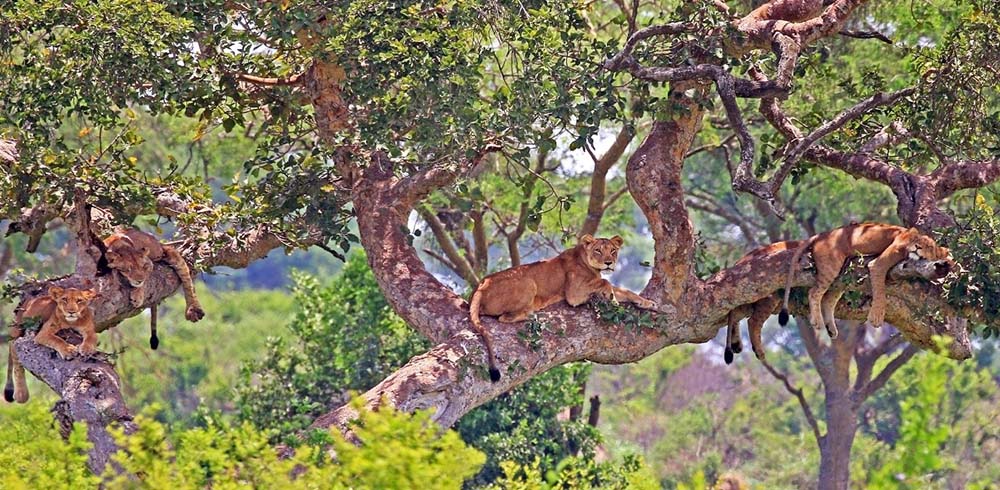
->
[818,389,858,490]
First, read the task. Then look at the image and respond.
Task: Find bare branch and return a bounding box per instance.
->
[859,121,909,154]
[782,87,917,165]
[417,205,480,286]
[838,28,893,44]
[760,354,824,447]
[854,344,920,404]
[602,23,691,71]
[233,71,305,86]
[582,126,633,235]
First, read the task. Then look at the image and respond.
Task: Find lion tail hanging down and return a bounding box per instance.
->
[469,287,501,382]
[779,236,815,326]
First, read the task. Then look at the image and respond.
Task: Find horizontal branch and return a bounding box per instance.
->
[233,71,305,86]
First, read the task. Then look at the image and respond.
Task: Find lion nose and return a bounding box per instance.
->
[604,261,613,266]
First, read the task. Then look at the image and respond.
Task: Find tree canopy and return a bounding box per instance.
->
[2,0,999,487]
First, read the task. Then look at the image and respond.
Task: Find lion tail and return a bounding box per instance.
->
[724,311,739,364]
[5,329,29,403]
[469,285,501,382]
[780,238,813,325]
[149,304,159,350]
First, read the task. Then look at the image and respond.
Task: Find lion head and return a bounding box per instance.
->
[580,234,624,272]
[106,240,154,288]
[48,286,96,322]
[907,230,955,276]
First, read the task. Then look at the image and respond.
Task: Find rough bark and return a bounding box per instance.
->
[14,336,136,474]
[311,89,971,432]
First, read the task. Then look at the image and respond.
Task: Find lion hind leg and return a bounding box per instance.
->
[749,297,778,361]
[820,289,843,339]
[807,287,827,335]
[162,245,205,322]
[498,311,532,323]
[724,311,741,365]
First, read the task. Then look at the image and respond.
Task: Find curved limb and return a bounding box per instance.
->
[866,237,913,326]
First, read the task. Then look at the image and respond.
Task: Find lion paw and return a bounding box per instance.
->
[867,310,886,328]
[78,344,98,357]
[130,291,144,308]
[185,305,205,322]
[56,346,78,360]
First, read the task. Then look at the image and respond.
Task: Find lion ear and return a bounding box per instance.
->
[48,286,64,299]
[610,235,624,247]
[579,234,595,245]
[81,290,97,301]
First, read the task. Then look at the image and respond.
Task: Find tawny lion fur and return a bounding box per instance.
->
[5,286,98,403]
[469,235,657,382]
[104,229,205,349]
[779,223,953,339]
[724,240,803,364]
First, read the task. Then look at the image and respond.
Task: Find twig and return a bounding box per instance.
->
[838,29,892,44]
[760,355,824,446]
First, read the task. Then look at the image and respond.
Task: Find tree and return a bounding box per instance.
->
[2,0,998,485]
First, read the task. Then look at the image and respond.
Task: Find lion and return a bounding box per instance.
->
[104,229,205,349]
[723,240,802,364]
[778,223,954,339]
[4,286,98,403]
[469,234,657,382]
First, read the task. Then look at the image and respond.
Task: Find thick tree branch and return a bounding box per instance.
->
[13,338,136,474]
[931,159,1000,197]
[582,126,633,236]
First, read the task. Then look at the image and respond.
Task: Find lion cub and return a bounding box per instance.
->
[4,286,99,403]
[470,234,657,382]
[779,223,954,339]
[104,228,205,349]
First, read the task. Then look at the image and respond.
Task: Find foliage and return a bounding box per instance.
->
[487,454,659,490]
[236,253,429,444]
[940,190,1000,335]
[862,343,1000,489]
[457,363,601,486]
[0,403,100,490]
[100,400,484,489]
[108,288,296,426]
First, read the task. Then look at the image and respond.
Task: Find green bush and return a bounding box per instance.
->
[235,253,430,444]
[0,403,99,490]
[102,400,485,489]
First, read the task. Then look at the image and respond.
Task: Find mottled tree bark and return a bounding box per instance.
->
[311,89,972,432]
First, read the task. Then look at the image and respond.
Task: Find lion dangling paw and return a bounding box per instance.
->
[104,229,206,349]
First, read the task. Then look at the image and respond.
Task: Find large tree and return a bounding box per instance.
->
[2,0,998,486]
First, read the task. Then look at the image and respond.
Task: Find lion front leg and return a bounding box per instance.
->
[76,323,99,356]
[162,245,205,322]
[33,320,77,360]
[610,286,657,310]
[866,239,911,327]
